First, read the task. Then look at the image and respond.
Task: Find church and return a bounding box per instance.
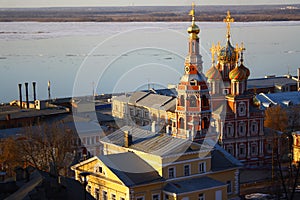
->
[112,6,271,166]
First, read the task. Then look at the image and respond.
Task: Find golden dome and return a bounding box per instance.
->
[187,24,200,35]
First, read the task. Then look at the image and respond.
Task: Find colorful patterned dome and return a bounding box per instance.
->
[218,41,236,63]
[229,63,250,81]
[205,65,222,80]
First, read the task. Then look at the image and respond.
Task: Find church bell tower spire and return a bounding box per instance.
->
[185,2,203,72]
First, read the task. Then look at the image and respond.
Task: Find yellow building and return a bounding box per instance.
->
[72,126,242,200]
[292,131,300,164]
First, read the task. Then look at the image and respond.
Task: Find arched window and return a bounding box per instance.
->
[189,95,197,107]
[180,95,185,107]
[179,118,184,129]
[201,95,209,107]
[201,117,209,129]
[238,122,246,136]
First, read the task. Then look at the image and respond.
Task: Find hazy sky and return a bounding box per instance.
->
[0,0,299,8]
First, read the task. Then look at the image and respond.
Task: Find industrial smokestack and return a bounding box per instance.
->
[48,80,51,101]
[18,83,22,109]
[25,82,29,109]
[32,82,36,108]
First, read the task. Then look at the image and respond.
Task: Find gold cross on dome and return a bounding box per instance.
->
[210,43,217,64]
[189,2,195,24]
[235,43,246,63]
[223,10,234,39]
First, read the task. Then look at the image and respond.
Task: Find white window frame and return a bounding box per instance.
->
[198,162,206,173]
[111,194,116,200]
[168,167,176,178]
[198,193,205,200]
[227,180,232,194]
[152,193,160,200]
[184,164,191,176]
[136,196,145,200]
[102,191,108,200]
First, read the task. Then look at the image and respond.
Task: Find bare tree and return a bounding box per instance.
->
[0,137,23,176]
[264,105,288,132]
[17,122,79,177]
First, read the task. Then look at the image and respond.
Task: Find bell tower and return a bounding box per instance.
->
[172,3,211,142]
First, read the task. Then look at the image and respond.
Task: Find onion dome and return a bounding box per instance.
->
[206,65,222,80]
[229,63,250,81]
[218,40,236,62]
[187,23,200,35]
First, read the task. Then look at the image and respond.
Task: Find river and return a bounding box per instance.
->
[0,21,299,103]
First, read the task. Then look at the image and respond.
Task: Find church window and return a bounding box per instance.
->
[251,143,258,155]
[180,95,185,106]
[238,102,246,116]
[226,146,234,155]
[189,95,197,107]
[238,122,246,136]
[226,123,234,138]
[239,144,246,157]
[179,118,184,129]
[251,121,258,135]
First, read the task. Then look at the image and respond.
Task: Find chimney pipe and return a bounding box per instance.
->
[124,131,132,148]
[18,83,22,109]
[32,82,36,108]
[297,68,300,91]
[25,82,29,109]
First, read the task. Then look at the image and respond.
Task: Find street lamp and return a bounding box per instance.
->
[79,171,91,200]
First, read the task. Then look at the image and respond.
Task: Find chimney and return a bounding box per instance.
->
[297,68,300,91]
[151,121,157,133]
[124,131,132,148]
[32,82,36,108]
[25,82,29,109]
[18,83,22,109]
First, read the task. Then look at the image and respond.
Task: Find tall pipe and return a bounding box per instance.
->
[18,83,22,109]
[48,80,51,101]
[25,82,29,109]
[32,82,36,108]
